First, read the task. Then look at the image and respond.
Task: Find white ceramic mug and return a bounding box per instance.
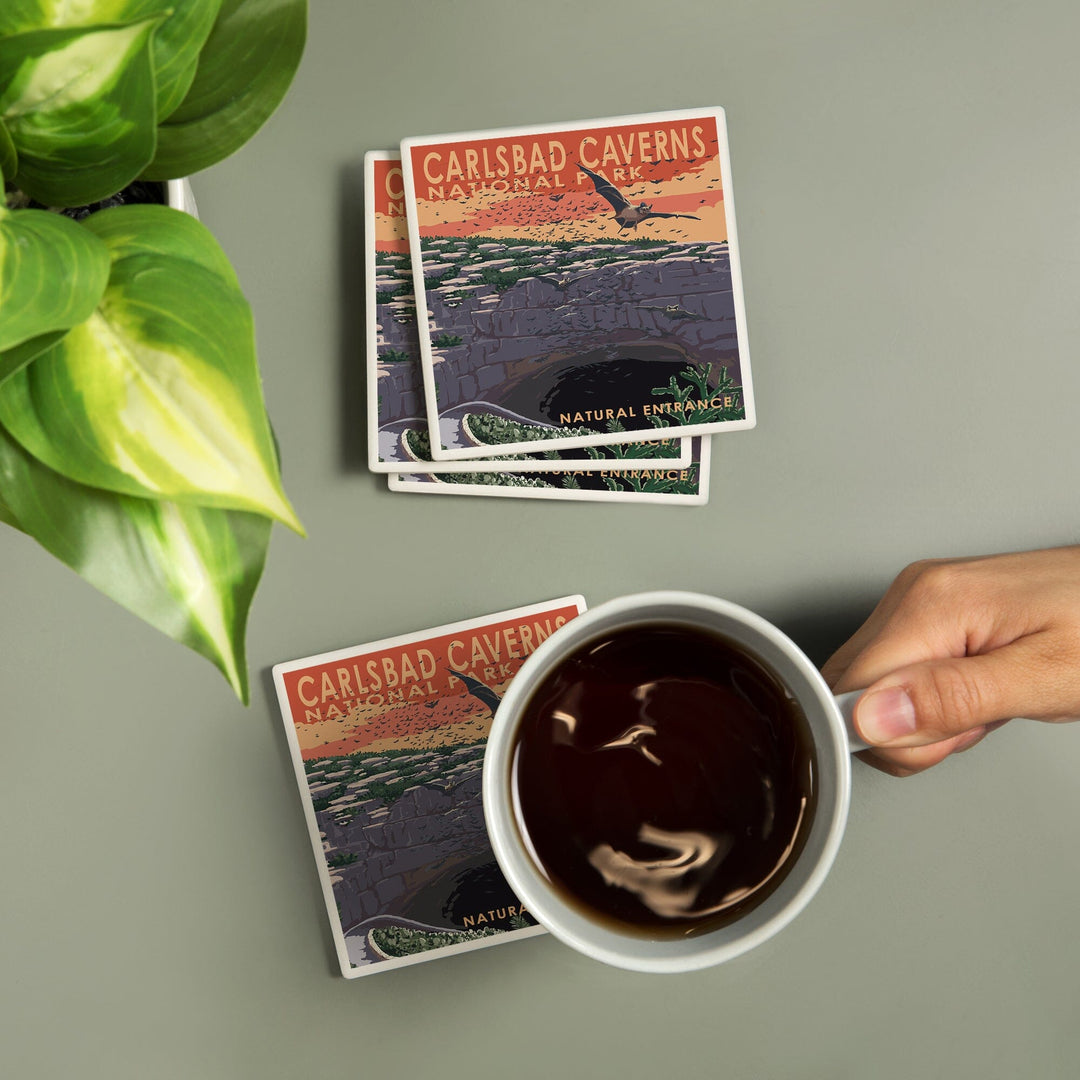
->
[482,591,866,974]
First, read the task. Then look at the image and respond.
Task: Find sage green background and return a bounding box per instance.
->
[3,2,1080,1077]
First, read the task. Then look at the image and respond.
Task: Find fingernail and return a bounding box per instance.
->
[952,726,987,754]
[858,686,918,743]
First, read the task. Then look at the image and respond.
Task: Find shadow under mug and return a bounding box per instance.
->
[482,591,867,974]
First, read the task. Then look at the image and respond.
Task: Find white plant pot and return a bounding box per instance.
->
[166,178,198,218]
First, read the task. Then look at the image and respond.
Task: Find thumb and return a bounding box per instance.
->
[853,639,1046,747]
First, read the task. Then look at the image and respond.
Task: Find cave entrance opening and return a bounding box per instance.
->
[498,343,693,430]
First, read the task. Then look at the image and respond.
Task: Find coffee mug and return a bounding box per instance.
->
[482,591,867,974]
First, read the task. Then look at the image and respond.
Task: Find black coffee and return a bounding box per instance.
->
[511,622,817,937]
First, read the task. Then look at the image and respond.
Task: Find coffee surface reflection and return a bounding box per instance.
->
[510,623,817,937]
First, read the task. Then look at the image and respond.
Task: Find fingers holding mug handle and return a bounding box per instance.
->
[834,686,1010,776]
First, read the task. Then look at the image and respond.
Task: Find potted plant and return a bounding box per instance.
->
[0,0,308,703]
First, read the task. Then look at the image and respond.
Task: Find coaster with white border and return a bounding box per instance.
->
[400,108,753,461]
[273,595,587,977]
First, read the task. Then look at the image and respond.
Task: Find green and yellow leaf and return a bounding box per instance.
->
[0,202,110,351]
[82,202,239,285]
[0,329,68,386]
[0,205,303,532]
[0,1,224,123]
[0,119,17,182]
[0,420,269,701]
[0,18,161,206]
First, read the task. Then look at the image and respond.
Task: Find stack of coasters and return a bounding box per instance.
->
[366,108,754,505]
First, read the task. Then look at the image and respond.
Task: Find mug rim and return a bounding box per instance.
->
[482,590,853,973]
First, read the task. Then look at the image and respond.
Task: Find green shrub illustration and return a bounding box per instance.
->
[371,925,502,958]
[326,852,359,868]
[647,362,743,426]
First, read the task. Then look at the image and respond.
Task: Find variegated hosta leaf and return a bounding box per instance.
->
[0,482,20,529]
[0,0,223,122]
[0,202,110,351]
[0,329,67,385]
[0,119,16,181]
[145,0,307,180]
[0,18,161,206]
[0,204,303,532]
[82,201,239,284]
[0,420,268,701]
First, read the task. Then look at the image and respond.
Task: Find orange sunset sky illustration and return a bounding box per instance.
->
[295,682,504,761]
[374,118,729,250]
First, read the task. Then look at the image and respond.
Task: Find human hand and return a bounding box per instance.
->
[821,546,1080,776]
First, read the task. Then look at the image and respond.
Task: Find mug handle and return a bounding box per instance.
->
[834,690,871,753]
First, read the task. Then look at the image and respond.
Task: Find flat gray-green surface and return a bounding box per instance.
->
[3,3,1079,1076]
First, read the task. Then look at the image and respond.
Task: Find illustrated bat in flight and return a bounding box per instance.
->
[577,163,701,231]
[451,669,502,716]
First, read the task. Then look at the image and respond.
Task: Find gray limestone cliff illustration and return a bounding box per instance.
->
[375,239,742,426]
[307,744,522,934]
